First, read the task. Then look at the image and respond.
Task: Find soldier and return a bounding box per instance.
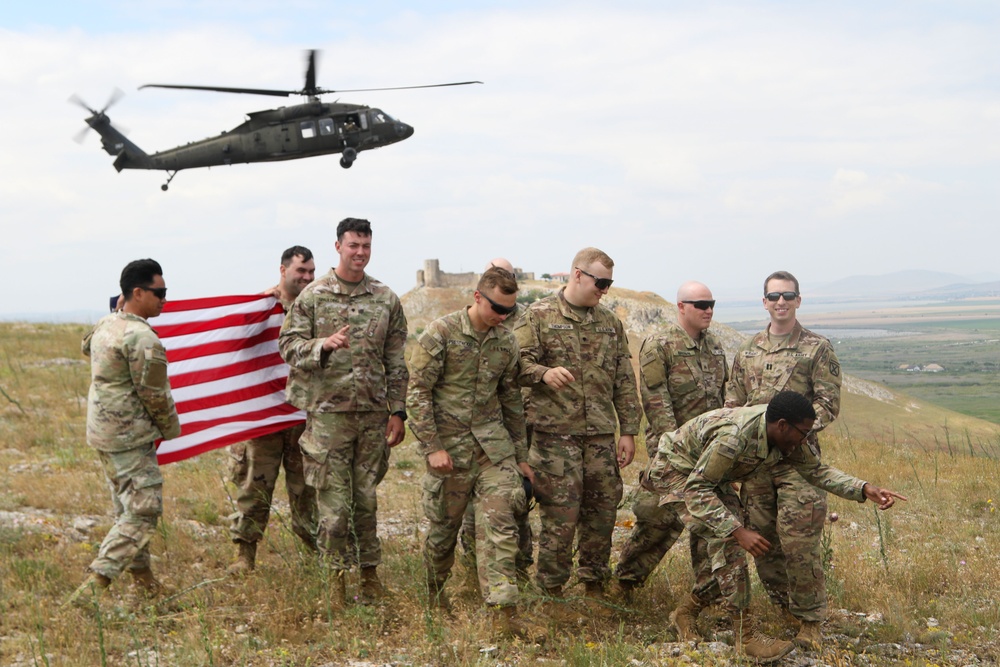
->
[226,246,318,574]
[67,259,181,605]
[458,258,535,587]
[614,281,728,606]
[514,247,641,603]
[278,218,409,607]
[409,267,536,637]
[647,391,906,663]
[724,270,841,649]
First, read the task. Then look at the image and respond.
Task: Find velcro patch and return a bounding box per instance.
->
[548,324,574,330]
[594,327,616,334]
[829,361,840,377]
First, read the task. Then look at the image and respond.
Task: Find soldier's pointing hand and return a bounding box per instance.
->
[322,325,350,352]
[862,483,908,510]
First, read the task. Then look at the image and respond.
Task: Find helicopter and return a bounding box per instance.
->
[72,50,481,191]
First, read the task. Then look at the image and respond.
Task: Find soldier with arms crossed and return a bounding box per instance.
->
[278,218,409,607]
[408,267,537,637]
[647,391,906,663]
[614,281,728,608]
[68,259,181,605]
[514,247,640,606]
[226,246,318,574]
[724,270,842,649]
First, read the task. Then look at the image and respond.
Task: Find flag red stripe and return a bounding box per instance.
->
[155,309,279,339]
[166,327,279,363]
[174,378,289,413]
[168,353,285,389]
[155,420,301,465]
[180,403,302,436]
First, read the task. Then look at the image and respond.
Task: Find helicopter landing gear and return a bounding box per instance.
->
[161,170,178,191]
[339,147,357,169]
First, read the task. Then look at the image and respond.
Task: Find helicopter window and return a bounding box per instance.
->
[318,118,335,136]
[300,121,317,139]
[371,110,394,124]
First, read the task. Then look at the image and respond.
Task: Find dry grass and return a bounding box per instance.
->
[1,322,999,666]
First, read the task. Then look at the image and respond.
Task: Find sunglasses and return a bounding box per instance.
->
[789,422,812,439]
[765,291,798,302]
[140,286,168,299]
[575,267,614,290]
[681,300,715,311]
[479,291,517,316]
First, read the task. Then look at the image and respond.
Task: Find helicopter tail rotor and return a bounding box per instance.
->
[70,88,125,142]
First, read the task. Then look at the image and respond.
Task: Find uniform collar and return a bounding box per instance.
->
[556,287,595,324]
[324,269,372,296]
[461,307,500,341]
[754,320,803,351]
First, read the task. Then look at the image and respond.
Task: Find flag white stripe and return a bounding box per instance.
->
[162,314,284,351]
[179,392,298,425]
[152,298,277,326]
[168,339,284,376]
[170,365,289,403]
[156,413,305,456]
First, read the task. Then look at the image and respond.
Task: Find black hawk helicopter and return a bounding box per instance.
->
[72,50,481,191]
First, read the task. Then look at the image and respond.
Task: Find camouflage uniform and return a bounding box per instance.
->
[408,308,528,606]
[646,406,865,612]
[726,322,841,622]
[617,323,728,589]
[459,304,534,576]
[278,270,408,570]
[514,288,640,589]
[82,312,180,579]
[228,296,316,549]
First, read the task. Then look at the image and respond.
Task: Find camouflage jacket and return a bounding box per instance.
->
[278,270,409,415]
[82,312,181,452]
[725,321,841,432]
[648,405,866,539]
[514,288,640,436]
[639,322,728,455]
[407,308,527,468]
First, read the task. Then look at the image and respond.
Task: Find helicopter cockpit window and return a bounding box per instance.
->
[318,118,335,136]
[370,110,395,124]
[300,121,317,139]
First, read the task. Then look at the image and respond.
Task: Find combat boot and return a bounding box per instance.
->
[460,563,481,598]
[226,540,257,576]
[64,572,112,608]
[582,581,614,618]
[540,585,577,623]
[731,609,795,663]
[610,578,638,604]
[491,605,536,640]
[427,576,452,613]
[130,567,169,599]
[670,593,707,642]
[359,566,387,604]
[794,620,823,650]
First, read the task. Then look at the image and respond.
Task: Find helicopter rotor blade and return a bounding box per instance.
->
[102,87,124,114]
[304,49,318,97]
[139,83,296,97]
[313,81,484,94]
[68,93,98,115]
[73,125,93,144]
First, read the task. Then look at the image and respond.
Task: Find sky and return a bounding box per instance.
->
[2,1,999,320]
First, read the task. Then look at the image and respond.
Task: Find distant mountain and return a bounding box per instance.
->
[912,280,1000,299]
[810,270,998,299]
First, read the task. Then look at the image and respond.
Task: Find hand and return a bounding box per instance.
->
[617,434,636,468]
[385,414,405,447]
[863,483,908,510]
[542,366,575,389]
[732,526,771,557]
[427,450,453,472]
[322,325,350,352]
[517,461,535,488]
[261,285,280,298]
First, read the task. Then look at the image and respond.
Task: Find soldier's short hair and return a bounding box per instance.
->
[281,245,313,266]
[571,247,614,272]
[765,391,816,424]
[764,270,799,295]
[478,266,518,295]
[120,259,163,302]
[337,217,372,241]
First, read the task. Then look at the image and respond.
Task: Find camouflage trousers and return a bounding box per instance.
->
[89,442,163,580]
[616,483,698,588]
[299,411,389,571]
[227,422,316,548]
[422,457,527,607]
[744,460,828,622]
[653,466,746,611]
[458,490,533,576]
[530,432,622,590]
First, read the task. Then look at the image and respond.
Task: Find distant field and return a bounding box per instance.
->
[803,299,1000,425]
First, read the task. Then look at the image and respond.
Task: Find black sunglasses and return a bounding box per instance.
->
[479,291,516,316]
[140,286,168,299]
[788,422,812,439]
[765,291,798,302]
[575,267,614,290]
[681,300,715,311]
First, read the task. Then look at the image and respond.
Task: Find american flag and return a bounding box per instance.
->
[149,295,305,464]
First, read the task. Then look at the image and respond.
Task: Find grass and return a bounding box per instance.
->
[1,322,999,665]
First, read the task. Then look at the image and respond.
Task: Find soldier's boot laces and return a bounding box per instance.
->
[130,568,170,599]
[732,610,795,663]
[670,593,707,642]
[359,566,387,604]
[65,572,112,608]
[226,541,257,576]
[794,620,823,651]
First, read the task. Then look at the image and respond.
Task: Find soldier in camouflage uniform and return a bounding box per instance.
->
[646,391,906,663]
[725,270,842,649]
[226,246,318,575]
[514,247,641,603]
[614,281,728,603]
[459,258,534,586]
[409,268,536,637]
[67,259,181,606]
[278,219,409,607]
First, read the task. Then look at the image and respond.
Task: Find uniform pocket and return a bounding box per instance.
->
[421,473,447,523]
